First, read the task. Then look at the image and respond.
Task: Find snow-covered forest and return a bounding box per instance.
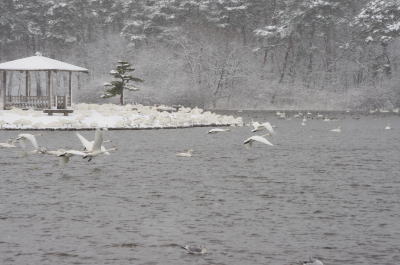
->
[1,0,400,110]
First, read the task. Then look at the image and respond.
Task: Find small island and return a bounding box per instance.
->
[0,54,242,130]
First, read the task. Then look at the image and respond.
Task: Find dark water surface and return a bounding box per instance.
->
[1,112,400,265]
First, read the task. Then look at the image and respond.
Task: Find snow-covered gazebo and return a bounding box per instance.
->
[0,53,88,110]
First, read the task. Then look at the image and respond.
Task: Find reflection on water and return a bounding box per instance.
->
[0,112,400,265]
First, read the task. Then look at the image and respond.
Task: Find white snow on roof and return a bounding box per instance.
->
[0,55,88,72]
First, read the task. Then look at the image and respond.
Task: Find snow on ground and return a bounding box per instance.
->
[0,104,243,130]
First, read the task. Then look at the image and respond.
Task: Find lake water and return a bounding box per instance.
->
[1,111,399,265]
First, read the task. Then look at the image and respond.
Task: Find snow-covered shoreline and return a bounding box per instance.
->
[0,104,243,130]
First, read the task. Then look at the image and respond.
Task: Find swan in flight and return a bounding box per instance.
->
[302,258,323,265]
[208,128,230,134]
[176,149,193,157]
[330,126,341,133]
[76,130,111,155]
[16,133,46,153]
[58,148,116,162]
[180,245,207,255]
[73,129,116,161]
[243,134,273,147]
[44,149,72,166]
[251,121,274,134]
[0,138,18,148]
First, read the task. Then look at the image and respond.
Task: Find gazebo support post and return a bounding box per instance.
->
[68,71,72,107]
[47,70,53,108]
[2,71,6,110]
[25,71,29,96]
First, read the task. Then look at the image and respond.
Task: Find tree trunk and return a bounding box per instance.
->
[306,23,315,88]
[120,88,124,105]
[279,33,293,83]
[382,43,392,77]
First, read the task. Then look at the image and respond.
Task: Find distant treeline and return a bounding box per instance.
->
[1,0,400,110]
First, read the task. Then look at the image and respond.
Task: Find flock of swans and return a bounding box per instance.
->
[0,129,116,165]
[1,109,395,165]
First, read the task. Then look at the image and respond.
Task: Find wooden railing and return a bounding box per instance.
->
[5,95,71,109]
[6,96,49,109]
[56,96,68,109]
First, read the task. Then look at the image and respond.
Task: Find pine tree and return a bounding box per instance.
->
[102,61,144,105]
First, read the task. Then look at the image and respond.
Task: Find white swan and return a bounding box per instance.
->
[176,149,193,157]
[385,124,391,130]
[44,149,72,166]
[76,130,111,155]
[75,129,116,161]
[208,128,230,134]
[181,245,207,255]
[251,121,274,134]
[243,134,273,147]
[302,258,323,265]
[330,126,341,133]
[0,139,17,148]
[58,148,117,162]
[16,133,45,153]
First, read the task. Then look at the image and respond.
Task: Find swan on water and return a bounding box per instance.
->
[277,112,286,119]
[293,112,303,118]
[385,124,391,130]
[302,258,323,265]
[208,128,230,134]
[176,149,193,157]
[243,134,273,147]
[330,126,341,133]
[180,245,207,255]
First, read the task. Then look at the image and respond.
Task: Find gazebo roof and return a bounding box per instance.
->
[0,54,88,73]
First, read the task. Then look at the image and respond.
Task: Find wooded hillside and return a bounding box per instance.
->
[1,0,399,109]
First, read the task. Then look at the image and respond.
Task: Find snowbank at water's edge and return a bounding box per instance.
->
[0,104,243,130]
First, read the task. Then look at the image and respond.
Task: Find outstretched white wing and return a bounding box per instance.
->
[101,146,110,155]
[76,132,93,151]
[252,135,273,146]
[61,150,87,157]
[18,133,39,150]
[243,137,253,145]
[92,129,103,152]
[262,122,274,134]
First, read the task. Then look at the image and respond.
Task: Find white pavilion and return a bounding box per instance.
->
[0,53,88,110]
